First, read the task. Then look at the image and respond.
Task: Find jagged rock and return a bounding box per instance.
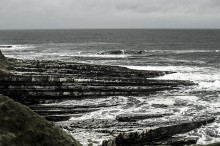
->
[30,103,119,110]
[122,136,199,146]
[45,115,72,122]
[70,119,121,129]
[0,50,5,59]
[155,136,199,146]
[34,108,99,115]
[0,96,82,146]
[0,50,8,74]
[151,104,169,108]
[115,117,215,144]
[29,104,116,121]
[116,113,173,122]
[97,50,125,55]
[67,116,215,145]
[195,143,220,146]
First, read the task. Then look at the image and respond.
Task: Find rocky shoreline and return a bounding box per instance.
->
[1,57,194,103]
[0,50,217,146]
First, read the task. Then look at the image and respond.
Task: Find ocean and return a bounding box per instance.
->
[1,29,220,144]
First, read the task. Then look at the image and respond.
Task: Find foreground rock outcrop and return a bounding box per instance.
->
[0,50,8,74]
[0,96,82,146]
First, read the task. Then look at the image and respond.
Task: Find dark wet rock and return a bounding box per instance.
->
[33,108,99,115]
[115,116,215,144]
[125,136,198,146]
[70,119,121,129]
[67,116,215,145]
[97,50,147,55]
[155,136,198,146]
[30,103,119,110]
[0,50,8,74]
[45,115,72,122]
[0,50,5,59]
[0,96,82,146]
[97,50,125,55]
[196,143,220,146]
[174,98,189,106]
[116,113,173,122]
[29,101,123,122]
[151,103,169,108]
[0,45,12,48]
[127,50,146,54]
[27,104,102,122]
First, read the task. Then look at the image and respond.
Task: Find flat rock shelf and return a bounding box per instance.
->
[1,56,214,146]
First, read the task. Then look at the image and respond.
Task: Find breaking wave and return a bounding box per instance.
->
[97,49,219,55]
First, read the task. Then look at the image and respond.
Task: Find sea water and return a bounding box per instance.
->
[1,29,220,144]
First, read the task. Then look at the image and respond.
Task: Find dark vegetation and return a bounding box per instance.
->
[0,96,82,146]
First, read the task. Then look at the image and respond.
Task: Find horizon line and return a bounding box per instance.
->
[0,28,220,30]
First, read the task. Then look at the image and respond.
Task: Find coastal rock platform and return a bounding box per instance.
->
[1,58,194,103]
[0,51,215,146]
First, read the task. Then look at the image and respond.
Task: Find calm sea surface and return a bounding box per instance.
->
[1,29,220,144]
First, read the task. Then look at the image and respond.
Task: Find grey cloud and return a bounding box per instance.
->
[0,0,220,29]
[114,0,220,14]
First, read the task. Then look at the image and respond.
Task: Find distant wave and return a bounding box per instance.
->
[5,53,130,60]
[47,42,119,46]
[64,54,129,58]
[97,49,219,56]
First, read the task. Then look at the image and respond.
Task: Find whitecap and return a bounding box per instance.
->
[67,54,129,58]
[175,96,199,101]
[124,65,203,72]
[198,80,220,91]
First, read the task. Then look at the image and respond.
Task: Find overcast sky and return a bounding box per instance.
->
[0,0,220,29]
